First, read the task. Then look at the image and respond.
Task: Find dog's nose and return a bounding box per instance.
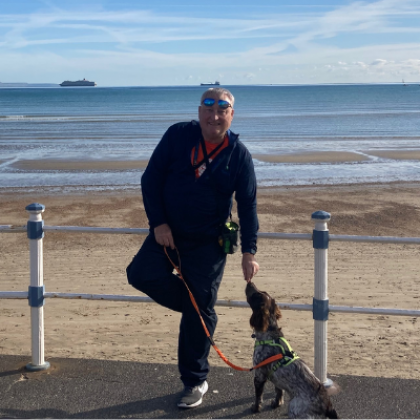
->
[246,282,256,294]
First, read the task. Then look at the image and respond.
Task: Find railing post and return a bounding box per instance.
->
[312,210,332,387]
[25,203,50,371]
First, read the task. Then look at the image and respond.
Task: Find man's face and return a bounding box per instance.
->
[198,93,234,143]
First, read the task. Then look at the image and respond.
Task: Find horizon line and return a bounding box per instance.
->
[1,81,420,88]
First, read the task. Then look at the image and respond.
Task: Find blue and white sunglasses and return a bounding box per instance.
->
[202,98,232,109]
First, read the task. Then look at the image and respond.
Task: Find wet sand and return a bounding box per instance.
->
[8,150,420,173]
[366,150,420,160]
[253,151,369,163]
[12,159,150,171]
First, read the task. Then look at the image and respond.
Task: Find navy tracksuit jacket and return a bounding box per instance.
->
[127,120,259,387]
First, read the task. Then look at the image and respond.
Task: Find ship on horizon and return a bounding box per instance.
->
[60,78,97,87]
[200,81,220,86]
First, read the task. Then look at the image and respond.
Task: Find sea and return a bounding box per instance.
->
[0,84,419,191]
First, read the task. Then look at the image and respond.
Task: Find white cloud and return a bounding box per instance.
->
[353,61,368,68]
[0,8,314,49]
[1,0,418,50]
[371,59,388,66]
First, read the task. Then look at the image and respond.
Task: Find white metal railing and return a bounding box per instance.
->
[1,204,420,385]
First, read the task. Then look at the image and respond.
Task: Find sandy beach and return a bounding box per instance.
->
[11,159,150,172]
[252,151,370,163]
[7,149,420,172]
[1,181,420,382]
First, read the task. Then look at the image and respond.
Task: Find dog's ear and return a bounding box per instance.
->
[271,299,282,320]
[250,308,270,332]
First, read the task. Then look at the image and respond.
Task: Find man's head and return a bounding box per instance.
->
[198,88,235,144]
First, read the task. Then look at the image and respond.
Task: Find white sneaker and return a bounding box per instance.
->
[177,380,209,408]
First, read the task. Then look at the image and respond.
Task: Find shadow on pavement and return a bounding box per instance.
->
[1,355,419,419]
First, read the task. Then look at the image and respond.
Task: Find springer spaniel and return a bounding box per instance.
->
[246,281,339,419]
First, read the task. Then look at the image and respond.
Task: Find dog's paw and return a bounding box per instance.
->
[251,403,261,413]
[270,396,284,409]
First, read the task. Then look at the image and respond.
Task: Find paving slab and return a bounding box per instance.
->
[0,355,419,419]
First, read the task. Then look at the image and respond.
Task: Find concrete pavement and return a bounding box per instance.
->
[1,355,419,419]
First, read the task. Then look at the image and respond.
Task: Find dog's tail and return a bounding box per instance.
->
[325,382,340,418]
[325,381,341,396]
[327,407,339,419]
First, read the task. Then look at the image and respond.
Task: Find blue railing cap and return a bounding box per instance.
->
[25,203,45,212]
[311,210,331,220]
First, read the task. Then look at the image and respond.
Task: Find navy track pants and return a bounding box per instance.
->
[126,233,227,387]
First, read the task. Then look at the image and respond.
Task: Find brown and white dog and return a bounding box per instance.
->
[246,282,339,419]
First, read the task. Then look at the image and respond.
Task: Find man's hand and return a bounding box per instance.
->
[242,253,259,282]
[154,223,175,249]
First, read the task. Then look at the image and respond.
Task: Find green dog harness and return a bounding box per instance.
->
[254,337,299,378]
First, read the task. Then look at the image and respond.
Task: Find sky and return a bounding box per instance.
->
[0,0,419,86]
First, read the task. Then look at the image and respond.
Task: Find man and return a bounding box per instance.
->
[126,87,259,408]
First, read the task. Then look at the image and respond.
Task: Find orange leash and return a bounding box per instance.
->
[163,246,284,372]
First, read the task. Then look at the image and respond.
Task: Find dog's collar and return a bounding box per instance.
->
[254,336,299,371]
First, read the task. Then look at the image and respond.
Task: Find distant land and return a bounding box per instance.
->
[0,82,59,87]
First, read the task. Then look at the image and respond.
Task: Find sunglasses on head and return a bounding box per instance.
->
[202,98,232,109]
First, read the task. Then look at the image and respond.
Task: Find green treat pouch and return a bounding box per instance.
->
[219,221,239,254]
